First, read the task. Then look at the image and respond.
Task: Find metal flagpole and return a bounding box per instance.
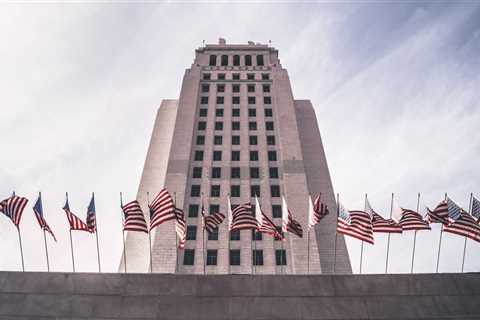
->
[17,226,25,272]
[201,193,206,275]
[385,193,394,274]
[333,193,339,274]
[147,192,152,273]
[281,233,285,275]
[120,192,127,273]
[410,192,421,273]
[39,192,50,272]
[174,192,178,274]
[359,194,368,274]
[93,193,101,273]
[227,195,231,275]
[461,193,473,272]
[66,192,75,272]
[307,229,310,275]
[436,192,447,273]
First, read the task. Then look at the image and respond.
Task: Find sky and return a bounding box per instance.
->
[0,2,479,274]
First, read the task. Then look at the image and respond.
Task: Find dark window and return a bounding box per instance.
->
[247,73,255,80]
[218,73,225,80]
[271,185,280,197]
[267,136,275,145]
[214,136,223,145]
[250,151,259,161]
[209,55,217,66]
[194,151,204,161]
[250,167,260,179]
[249,121,257,130]
[213,151,222,161]
[266,121,274,131]
[207,250,218,265]
[192,167,202,178]
[262,73,269,80]
[191,185,201,197]
[268,151,277,161]
[221,55,228,66]
[252,229,263,241]
[232,96,240,104]
[216,109,224,117]
[248,109,256,117]
[272,205,282,218]
[196,135,205,145]
[247,84,255,92]
[251,185,260,197]
[269,167,279,179]
[230,249,241,265]
[198,121,206,130]
[276,250,287,265]
[265,109,273,117]
[232,84,240,93]
[211,167,221,179]
[217,84,225,92]
[275,226,283,241]
[232,121,240,130]
[208,228,219,241]
[249,136,258,145]
[211,185,220,197]
[230,230,240,241]
[248,96,256,105]
[264,96,272,104]
[201,96,209,104]
[202,84,209,93]
[256,55,264,66]
[231,151,240,161]
[215,122,223,130]
[231,185,240,197]
[216,96,224,104]
[199,108,208,117]
[231,167,241,179]
[262,84,270,93]
[245,55,252,66]
[189,204,199,218]
[233,55,240,66]
[183,249,195,265]
[232,73,240,80]
[209,204,220,214]
[232,135,240,145]
[253,250,263,265]
[203,73,211,80]
[186,226,197,240]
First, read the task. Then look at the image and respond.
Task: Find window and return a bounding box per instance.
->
[248,96,256,105]
[196,135,205,145]
[251,185,260,197]
[232,109,240,117]
[252,229,262,241]
[250,151,259,161]
[203,73,211,80]
[218,73,226,80]
[208,228,219,241]
[268,151,277,161]
[249,136,258,145]
[276,250,287,266]
[269,167,279,179]
[248,109,256,117]
[191,185,200,197]
[271,185,281,198]
[264,96,272,104]
[211,185,221,197]
[266,121,274,131]
[247,84,255,92]
[232,73,240,80]
[214,136,223,145]
[230,230,240,241]
[199,108,208,117]
[231,167,241,179]
[201,96,209,104]
[275,226,283,241]
[192,167,202,178]
[188,204,199,218]
[231,185,240,197]
[245,55,252,66]
[186,226,197,240]
[256,55,264,66]
[232,84,240,93]
[194,151,204,161]
[215,122,223,130]
[247,73,255,80]
[230,249,241,265]
[232,121,240,130]
[183,249,195,265]
[232,96,240,104]
[209,204,220,214]
[267,136,275,145]
[250,167,260,179]
[221,55,228,66]
[272,205,282,218]
[233,55,240,66]
[213,151,222,161]
[216,96,224,104]
[262,73,269,80]
[198,121,206,130]
[207,250,218,265]
[265,109,273,117]
[231,151,240,161]
[249,121,257,130]
[262,84,270,93]
[217,84,225,93]
[232,135,240,145]
[253,250,263,266]
[209,55,217,66]
[211,167,221,179]
[202,84,209,93]
[216,109,224,117]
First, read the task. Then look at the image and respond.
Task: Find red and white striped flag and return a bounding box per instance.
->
[397,209,431,231]
[443,210,480,243]
[308,194,328,229]
[366,199,402,233]
[427,200,448,224]
[33,193,57,241]
[0,194,28,227]
[148,188,175,231]
[174,207,186,249]
[202,205,225,234]
[122,200,148,233]
[337,203,374,244]
[63,198,89,231]
[229,201,257,231]
[255,197,282,239]
[281,196,303,238]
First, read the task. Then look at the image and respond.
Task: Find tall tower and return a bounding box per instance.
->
[121,39,351,274]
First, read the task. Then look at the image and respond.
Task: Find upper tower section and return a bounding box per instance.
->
[193,38,282,70]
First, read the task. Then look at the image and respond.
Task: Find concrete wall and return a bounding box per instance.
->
[0,271,478,319]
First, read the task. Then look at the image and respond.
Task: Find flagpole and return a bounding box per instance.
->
[227,195,231,276]
[201,193,206,275]
[461,193,473,272]
[333,193,339,274]
[385,193,394,274]
[40,192,50,272]
[436,192,447,273]
[92,193,101,273]
[120,192,127,273]
[66,192,75,272]
[360,194,368,274]
[307,228,310,275]
[174,192,178,274]
[281,233,285,275]
[410,192,420,273]
[147,192,152,273]
[16,226,25,272]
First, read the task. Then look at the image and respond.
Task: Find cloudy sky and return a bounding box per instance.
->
[1,2,479,274]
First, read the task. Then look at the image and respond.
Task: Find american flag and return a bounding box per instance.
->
[148,188,175,231]
[0,194,28,227]
[174,207,186,249]
[202,205,225,234]
[229,202,257,231]
[255,197,282,239]
[366,199,402,233]
[427,201,448,224]
[472,196,480,222]
[121,200,148,233]
[398,209,431,231]
[308,193,328,229]
[86,194,96,233]
[446,197,463,223]
[443,211,480,243]
[337,204,374,244]
[63,198,89,231]
[33,194,57,241]
[281,196,303,238]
